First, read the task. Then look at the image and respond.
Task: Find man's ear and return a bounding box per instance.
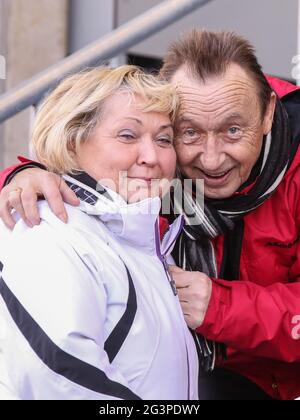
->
[263,91,277,135]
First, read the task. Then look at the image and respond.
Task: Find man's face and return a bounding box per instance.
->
[171,64,275,199]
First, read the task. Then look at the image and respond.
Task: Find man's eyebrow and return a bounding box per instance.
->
[178,114,245,126]
[178,116,196,124]
[220,113,245,123]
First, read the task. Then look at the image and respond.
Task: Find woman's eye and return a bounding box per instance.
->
[118,132,135,141]
[157,137,173,146]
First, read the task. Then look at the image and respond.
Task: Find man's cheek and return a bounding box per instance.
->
[176,154,195,175]
[291,315,300,340]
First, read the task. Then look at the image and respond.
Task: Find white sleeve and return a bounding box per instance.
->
[0,299,19,400]
[0,221,141,400]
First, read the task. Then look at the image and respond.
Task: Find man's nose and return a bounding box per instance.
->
[199,135,226,171]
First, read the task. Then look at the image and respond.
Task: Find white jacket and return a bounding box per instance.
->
[0,173,199,400]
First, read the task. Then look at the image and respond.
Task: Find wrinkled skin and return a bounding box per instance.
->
[172,64,276,199]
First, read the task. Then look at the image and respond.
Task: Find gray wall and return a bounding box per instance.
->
[0,0,68,169]
[69,0,116,53]
[116,0,299,80]
[68,0,299,80]
[0,0,8,168]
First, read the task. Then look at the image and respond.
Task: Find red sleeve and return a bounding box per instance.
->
[0,157,43,190]
[0,165,17,189]
[197,165,300,363]
[197,277,300,362]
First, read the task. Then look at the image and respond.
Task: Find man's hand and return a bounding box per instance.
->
[169,265,212,330]
[0,168,80,230]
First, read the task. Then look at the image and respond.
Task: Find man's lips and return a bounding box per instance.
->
[197,167,235,186]
[202,169,233,178]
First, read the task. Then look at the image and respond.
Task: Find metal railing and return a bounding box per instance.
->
[0,0,213,124]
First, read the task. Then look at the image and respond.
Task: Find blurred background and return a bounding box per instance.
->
[0,0,299,170]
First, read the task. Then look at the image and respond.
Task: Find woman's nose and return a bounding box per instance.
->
[137,136,159,166]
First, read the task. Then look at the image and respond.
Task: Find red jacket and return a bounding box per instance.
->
[197,76,300,400]
[1,76,300,400]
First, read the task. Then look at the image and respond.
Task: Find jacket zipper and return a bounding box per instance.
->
[186,344,191,400]
[155,217,191,399]
[154,219,177,296]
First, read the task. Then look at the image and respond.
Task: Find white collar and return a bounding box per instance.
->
[63,174,184,257]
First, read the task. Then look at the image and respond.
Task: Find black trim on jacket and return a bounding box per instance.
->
[0,263,141,400]
[104,264,137,363]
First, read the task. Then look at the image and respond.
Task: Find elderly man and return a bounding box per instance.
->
[0,30,300,400]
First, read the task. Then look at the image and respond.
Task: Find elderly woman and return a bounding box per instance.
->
[0,65,199,400]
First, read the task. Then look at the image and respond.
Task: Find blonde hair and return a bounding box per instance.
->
[32,65,179,174]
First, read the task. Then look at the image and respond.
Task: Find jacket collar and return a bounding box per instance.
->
[266,75,300,99]
[63,173,184,257]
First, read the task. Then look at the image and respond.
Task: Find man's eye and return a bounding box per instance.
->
[180,128,201,144]
[184,128,197,137]
[227,127,242,138]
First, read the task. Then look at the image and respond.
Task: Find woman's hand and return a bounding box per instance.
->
[0,168,80,230]
[169,265,212,330]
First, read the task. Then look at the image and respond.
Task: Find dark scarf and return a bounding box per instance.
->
[173,97,299,372]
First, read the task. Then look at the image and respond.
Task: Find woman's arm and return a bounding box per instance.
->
[0,158,79,230]
[0,220,140,400]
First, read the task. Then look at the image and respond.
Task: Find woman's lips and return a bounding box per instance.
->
[127,177,155,186]
[199,168,234,187]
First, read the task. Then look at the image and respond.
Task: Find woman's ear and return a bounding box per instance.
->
[67,139,77,155]
[263,91,277,135]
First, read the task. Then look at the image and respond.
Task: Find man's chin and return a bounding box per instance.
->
[204,185,238,200]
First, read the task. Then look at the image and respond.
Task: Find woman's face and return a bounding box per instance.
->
[76,92,176,203]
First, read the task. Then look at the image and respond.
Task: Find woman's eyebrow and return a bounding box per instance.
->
[122,118,173,131]
[159,124,173,130]
[123,117,143,125]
